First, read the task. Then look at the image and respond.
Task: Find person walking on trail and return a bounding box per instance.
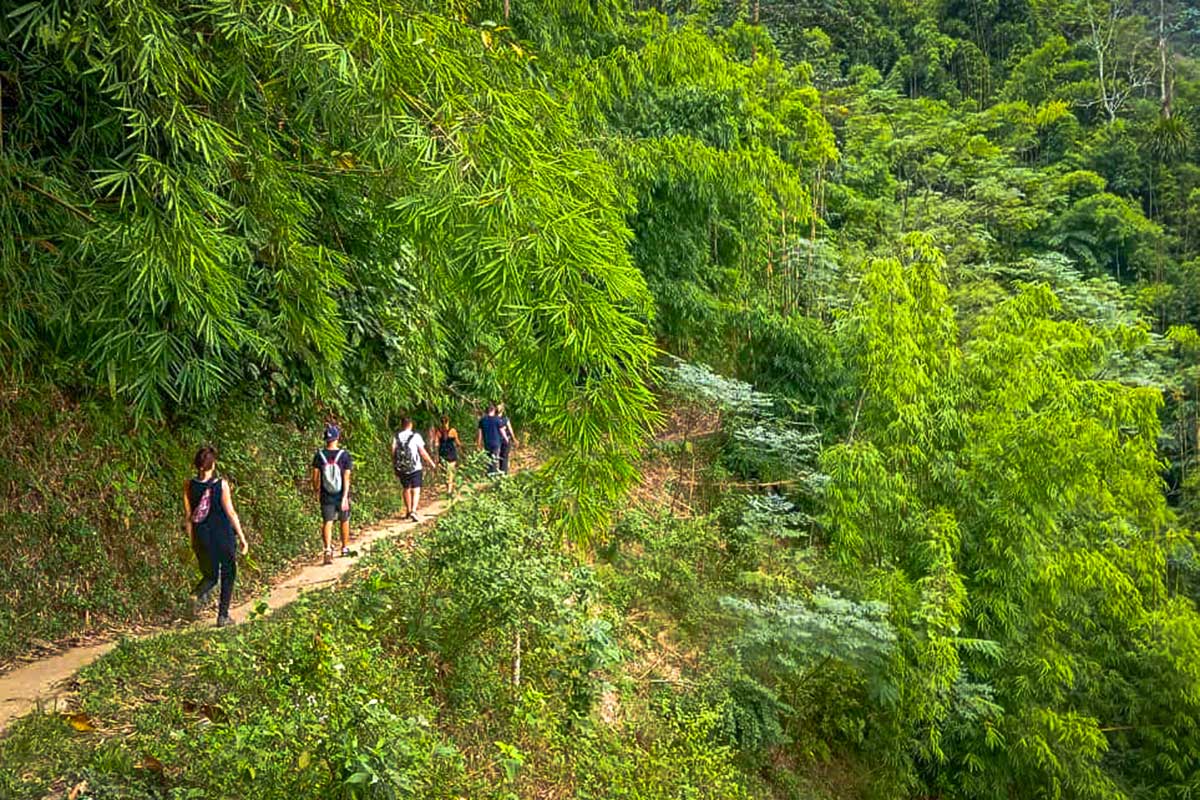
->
[184,446,249,628]
[392,417,436,522]
[477,404,504,476]
[432,415,462,496]
[497,402,518,474]
[312,424,353,566]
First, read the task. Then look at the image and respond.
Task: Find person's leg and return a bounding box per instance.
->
[339,514,350,551]
[410,471,423,517]
[320,506,334,564]
[446,460,456,495]
[403,485,413,517]
[487,447,500,475]
[191,534,218,606]
[500,442,511,474]
[215,538,237,623]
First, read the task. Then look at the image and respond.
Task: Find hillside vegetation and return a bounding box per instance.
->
[4,0,1200,798]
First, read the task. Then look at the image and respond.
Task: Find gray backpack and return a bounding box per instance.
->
[319,450,344,494]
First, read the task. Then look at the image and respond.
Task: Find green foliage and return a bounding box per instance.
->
[11,1,1200,798]
[0,482,766,800]
[819,238,1200,798]
[0,0,658,539]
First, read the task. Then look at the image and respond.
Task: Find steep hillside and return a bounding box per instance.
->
[5,1,1200,797]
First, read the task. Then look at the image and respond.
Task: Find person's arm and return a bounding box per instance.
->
[507,422,518,447]
[419,445,436,469]
[475,423,483,449]
[182,481,195,544]
[220,479,249,555]
[342,469,352,511]
[311,465,321,497]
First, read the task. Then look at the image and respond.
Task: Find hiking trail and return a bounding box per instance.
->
[0,499,452,735]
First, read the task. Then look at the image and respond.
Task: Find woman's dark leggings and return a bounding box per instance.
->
[193,532,237,618]
[499,442,511,474]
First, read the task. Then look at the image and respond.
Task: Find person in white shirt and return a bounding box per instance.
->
[391,417,436,522]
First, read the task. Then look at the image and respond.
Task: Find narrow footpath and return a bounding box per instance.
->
[0,499,449,734]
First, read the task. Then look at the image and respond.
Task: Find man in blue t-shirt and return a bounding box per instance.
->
[476,404,503,476]
[311,424,353,565]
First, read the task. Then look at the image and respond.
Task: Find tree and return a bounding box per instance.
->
[823,234,1200,797]
[1081,0,1155,122]
[0,0,659,538]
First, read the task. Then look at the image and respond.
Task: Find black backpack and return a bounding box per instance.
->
[393,432,418,475]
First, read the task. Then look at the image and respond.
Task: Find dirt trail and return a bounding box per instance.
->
[0,498,450,734]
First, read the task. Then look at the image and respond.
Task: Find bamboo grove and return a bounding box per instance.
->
[5,0,1200,798]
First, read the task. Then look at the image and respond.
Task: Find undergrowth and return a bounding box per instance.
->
[0,477,813,800]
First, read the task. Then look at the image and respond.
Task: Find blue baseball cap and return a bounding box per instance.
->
[324,424,341,442]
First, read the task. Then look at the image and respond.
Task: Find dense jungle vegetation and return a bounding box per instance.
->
[4,0,1200,797]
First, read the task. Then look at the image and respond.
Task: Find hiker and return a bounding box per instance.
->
[477,404,503,476]
[432,414,462,496]
[392,417,436,521]
[184,446,249,628]
[312,424,353,566]
[497,402,518,474]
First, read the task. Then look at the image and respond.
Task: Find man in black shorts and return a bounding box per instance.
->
[477,404,504,476]
[312,424,353,565]
[391,417,436,522]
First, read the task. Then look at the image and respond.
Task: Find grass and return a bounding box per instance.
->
[0,474,825,800]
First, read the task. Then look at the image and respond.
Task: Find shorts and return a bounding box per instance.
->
[321,502,351,523]
[399,470,423,489]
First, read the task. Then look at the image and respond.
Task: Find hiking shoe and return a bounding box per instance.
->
[340,546,351,558]
[216,615,235,628]
[408,512,422,523]
[323,548,334,566]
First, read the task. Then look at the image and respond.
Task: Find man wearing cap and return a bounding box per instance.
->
[311,423,354,565]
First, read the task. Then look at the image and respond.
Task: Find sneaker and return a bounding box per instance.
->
[216,615,234,628]
[341,547,351,558]
[408,512,422,523]
[322,548,333,566]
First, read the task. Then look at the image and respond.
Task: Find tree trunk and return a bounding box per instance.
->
[513,630,522,687]
[1159,0,1173,118]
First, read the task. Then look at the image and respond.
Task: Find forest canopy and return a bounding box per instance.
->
[4,0,1200,798]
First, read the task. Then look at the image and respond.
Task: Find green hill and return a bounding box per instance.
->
[5,0,1200,797]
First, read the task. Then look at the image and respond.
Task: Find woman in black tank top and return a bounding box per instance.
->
[434,415,461,495]
[184,446,249,627]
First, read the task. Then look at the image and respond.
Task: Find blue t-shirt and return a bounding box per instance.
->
[479,416,503,450]
[312,448,353,503]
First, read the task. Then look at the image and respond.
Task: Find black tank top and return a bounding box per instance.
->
[189,478,233,539]
[438,428,459,461]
